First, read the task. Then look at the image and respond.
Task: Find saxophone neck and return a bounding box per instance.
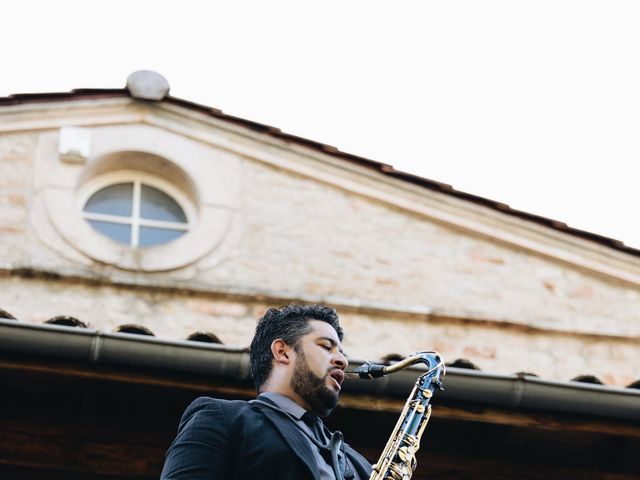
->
[351,351,446,389]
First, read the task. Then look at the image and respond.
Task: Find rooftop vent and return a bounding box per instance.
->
[126,70,170,100]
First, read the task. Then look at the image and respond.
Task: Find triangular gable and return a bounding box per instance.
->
[1,89,639,288]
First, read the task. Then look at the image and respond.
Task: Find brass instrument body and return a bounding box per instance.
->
[353,352,445,480]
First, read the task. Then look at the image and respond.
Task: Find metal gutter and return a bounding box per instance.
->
[0,318,250,380]
[1,319,638,421]
[346,362,640,421]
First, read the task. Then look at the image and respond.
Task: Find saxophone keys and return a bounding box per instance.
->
[398,445,416,461]
[402,434,419,449]
[398,447,409,462]
[388,462,411,480]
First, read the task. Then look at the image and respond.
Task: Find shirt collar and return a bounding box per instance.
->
[259,391,308,420]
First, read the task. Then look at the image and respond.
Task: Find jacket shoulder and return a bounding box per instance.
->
[162,397,251,479]
[178,396,250,428]
[187,396,249,411]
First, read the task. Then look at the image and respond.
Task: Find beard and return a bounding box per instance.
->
[290,349,339,418]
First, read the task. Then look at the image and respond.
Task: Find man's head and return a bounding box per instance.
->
[250,304,347,416]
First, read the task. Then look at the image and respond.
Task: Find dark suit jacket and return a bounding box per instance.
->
[161,396,372,480]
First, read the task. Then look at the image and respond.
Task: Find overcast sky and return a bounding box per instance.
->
[2,1,639,249]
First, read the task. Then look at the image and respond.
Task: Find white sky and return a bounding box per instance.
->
[2,1,639,249]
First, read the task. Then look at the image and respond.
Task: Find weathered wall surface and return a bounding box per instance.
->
[1,107,638,386]
[1,275,637,386]
[0,132,37,256]
[228,160,640,339]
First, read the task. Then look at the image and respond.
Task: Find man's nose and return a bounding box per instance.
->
[333,350,348,370]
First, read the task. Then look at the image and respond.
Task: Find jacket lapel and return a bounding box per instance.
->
[345,443,373,480]
[252,402,321,480]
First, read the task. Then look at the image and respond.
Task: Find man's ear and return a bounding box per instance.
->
[271,339,291,364]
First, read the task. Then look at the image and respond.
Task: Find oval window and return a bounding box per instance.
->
[82,180,189,247]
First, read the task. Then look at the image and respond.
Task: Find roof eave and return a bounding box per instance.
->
[1,319,638,422]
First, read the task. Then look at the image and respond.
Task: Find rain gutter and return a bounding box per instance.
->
[0,319,638,421]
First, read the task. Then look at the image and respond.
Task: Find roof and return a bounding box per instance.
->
[1,88,638,258]
[1,315,639,399]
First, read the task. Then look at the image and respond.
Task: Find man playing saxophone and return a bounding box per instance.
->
[160,304,372,480]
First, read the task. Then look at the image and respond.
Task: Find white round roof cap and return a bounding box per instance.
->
[126,70,170,100]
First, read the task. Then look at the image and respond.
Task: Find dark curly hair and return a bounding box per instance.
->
[250,304,343,391]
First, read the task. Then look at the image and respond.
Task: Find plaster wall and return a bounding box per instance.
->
[0,276,637,386]
[0,118,638,386]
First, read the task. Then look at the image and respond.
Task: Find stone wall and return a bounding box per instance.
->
[0,132,37,255]
[1,274,637,386]
[0,112,638,387]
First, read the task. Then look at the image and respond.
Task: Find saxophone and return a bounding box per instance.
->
[352,352,446,480]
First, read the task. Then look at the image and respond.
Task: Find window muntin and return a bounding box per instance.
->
[82,178,190,247]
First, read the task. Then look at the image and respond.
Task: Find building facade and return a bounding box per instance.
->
[1,75,638,479]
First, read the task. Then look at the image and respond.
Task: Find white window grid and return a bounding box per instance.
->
[81,177,191,248]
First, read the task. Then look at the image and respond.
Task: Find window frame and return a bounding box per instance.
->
[77,170,196,248]
[36,124,240,272]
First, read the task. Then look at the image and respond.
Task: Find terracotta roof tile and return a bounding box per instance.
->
[446,358,482,370]
[45,316,87,328]
[0,308,17,320]
[571,375,604,385]
[187,332,223,344]
[115,324,155,336]
[626,379,640,389]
